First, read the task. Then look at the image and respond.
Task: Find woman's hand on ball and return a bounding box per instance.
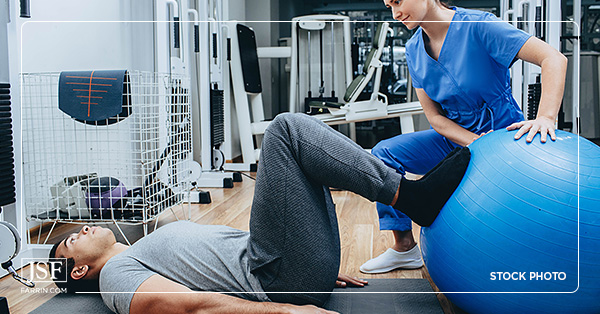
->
[506,116,556,143]
[469,130,493,145]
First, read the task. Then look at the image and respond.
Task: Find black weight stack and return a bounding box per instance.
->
[0,83,16,207]
[527,76,542,121]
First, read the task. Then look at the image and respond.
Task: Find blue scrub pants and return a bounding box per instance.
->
[372,129,460,231]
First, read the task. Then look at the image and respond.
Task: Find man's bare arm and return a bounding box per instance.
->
[129,275,338,314]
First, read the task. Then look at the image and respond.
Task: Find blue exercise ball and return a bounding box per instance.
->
[421,129,600,314]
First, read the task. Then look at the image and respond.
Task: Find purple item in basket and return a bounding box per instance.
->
[86,177,128,209]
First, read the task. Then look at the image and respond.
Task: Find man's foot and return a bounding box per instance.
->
[393,147,471,227]
[359,245,424,274]
[420,147,461,181]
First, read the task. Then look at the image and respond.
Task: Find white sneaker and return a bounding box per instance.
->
[359,245,424,274]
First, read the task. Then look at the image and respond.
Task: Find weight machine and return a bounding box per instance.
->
[501,0,580,134]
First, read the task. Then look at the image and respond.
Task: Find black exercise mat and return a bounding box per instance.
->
[28,279,442,314]
[29,293,111,314]
[323,279,443,314]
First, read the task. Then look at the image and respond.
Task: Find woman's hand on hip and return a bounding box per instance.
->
[506,116,556,143]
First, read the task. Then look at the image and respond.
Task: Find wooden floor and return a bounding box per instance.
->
[0,173,458,314]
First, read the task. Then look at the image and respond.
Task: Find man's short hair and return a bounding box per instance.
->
[48,237,100,293]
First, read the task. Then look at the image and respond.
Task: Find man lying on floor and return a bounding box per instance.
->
[50,113,470,314]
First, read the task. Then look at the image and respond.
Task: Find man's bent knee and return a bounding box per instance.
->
[273,112,308,125]
[268,113,294,133]
[268,113,312,134]
[371,141,391,160]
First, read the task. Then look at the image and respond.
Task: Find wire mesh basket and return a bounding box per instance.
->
[22,71,192,228]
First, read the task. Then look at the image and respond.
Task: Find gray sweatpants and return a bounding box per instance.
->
[248,113,402,306]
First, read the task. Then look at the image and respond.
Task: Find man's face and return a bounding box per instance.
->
[55,225,116,267]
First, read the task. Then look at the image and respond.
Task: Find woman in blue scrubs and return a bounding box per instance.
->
[360,0,568,274]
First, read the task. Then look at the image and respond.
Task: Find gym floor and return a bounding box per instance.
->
[0,172,463,314]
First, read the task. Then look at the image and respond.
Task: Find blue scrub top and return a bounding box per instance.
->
[405,7,532,133]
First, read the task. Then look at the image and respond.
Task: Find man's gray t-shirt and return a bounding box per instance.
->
[99,221,269,314]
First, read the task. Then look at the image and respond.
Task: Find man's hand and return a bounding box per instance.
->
[335,273,368,288]
[506,116,556,143]
[283,304,339,314]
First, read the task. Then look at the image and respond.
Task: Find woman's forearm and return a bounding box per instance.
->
[516,36,568,123]
[417,89,481,147]
[537,52,568,121]
[428,114,479,147]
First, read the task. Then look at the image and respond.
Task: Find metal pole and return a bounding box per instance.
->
[573,0,581,134]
